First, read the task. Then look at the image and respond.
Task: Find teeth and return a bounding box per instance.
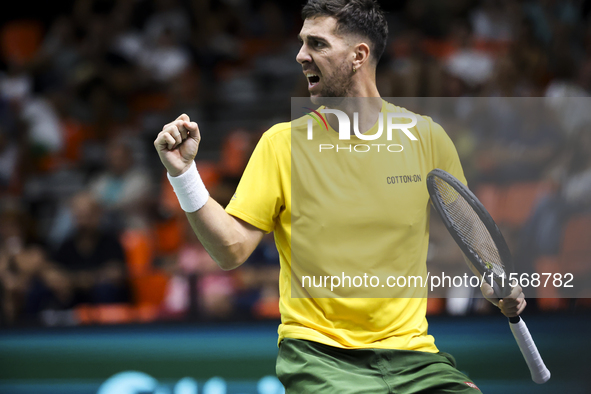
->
[306,73,318,78]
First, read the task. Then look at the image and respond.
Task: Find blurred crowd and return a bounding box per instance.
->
[1,0,591,327]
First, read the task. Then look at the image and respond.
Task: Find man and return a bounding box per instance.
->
[46,192,129,308]
[154,0,526,392]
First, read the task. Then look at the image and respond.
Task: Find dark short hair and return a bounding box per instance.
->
[301,0,388,65]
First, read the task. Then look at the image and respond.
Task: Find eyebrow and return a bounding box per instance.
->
[297,34,329,43]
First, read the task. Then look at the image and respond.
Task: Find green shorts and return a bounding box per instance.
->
[276,338,481,393]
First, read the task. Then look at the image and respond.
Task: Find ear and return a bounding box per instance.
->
[352,42,371,71]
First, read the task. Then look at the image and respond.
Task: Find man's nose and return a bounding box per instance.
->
[296,44,311,65]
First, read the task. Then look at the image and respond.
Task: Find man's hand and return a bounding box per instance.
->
[154,114,201,177]
[481,281,527,318]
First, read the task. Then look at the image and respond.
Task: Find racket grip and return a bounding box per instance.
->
[509,317,551,384]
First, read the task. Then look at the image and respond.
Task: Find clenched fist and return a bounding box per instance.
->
[481,281,527,318]
[154,114,201,177]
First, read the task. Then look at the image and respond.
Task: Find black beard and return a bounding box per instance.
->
[311,59,355,105]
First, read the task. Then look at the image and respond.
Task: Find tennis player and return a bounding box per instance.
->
[154,0,526,392]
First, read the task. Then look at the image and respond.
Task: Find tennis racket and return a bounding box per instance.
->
[426,168,551,384]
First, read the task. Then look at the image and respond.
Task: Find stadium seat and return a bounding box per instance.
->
[75,303,160,325]
[534,256,568,310]
[253,295,280,319]
[195,160,221,190]
[499,182,552,227]
[120,229,170,318]
[154,216,183,255]
[219,129,251,177]
[0,20,43,65]
[475,181,552,228]
[129,92,172,115]
[560,214,591,254]
[475,183,504,223]
[426,298,445,315]
[121,229,153,278]
[130,274,169,308]
[75,304,135,325]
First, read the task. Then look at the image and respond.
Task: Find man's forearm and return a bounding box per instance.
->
[185,198,262,270]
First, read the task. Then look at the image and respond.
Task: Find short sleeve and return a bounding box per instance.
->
[430,120,467,186]
[225,131,285,233]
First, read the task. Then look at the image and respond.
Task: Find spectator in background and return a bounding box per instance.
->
[544,54,591,139]
[144,0,191,46]
[0,201,47,324]
[47,191,129,307]
[89,136,152,231]
[19,92,64,162]
[516,124,591,273]
[444,19,494,91]
[233,232,280,320]
[34,15,80,93]
[0,123,19,193]
[470,0,515,42]
[472,98,562,183]
[138,26,192,83]
[161,221,236,321]
[4,0,591,327]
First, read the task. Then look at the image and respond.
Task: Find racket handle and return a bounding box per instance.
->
[508,317,551,384]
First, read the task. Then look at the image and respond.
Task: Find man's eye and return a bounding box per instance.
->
[313,41,324,48]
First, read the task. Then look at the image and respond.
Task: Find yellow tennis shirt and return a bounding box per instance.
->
[226,100,466,351]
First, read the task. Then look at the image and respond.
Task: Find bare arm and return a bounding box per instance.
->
[185,197,264,270]
[154,114,264,270]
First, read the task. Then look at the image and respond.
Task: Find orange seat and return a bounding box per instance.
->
[498,182,551,227]
[537,297,569,311]
[219,130,251,177]
[1,20,43,65]
[154,216,183,254]
[534,256,570,311]
[94,304,135,324]
[130,273,169,307]
[421,38,457,59]
[426,298,445,315]
[121,229,153,278]
[134,304,160,323]
[129,92,171,115]
[475,181,552,228]
[560,214,591,254]
[195,160,221,190]
[475,183,504,223]
[75,304,135,325]
[120,229,170,312]
[253,295,281,319]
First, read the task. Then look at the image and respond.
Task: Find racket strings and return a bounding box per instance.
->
[432,177,506,277]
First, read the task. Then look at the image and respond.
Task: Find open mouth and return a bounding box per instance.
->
[306,73,320,89]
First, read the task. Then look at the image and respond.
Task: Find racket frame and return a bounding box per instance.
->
[426,168,513,299]
[426,168,551,384]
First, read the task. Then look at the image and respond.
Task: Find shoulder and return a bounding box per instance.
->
[262,121,291,142]
[383,101,440,135]
[385,101,436,128]
[247,122,291,164]
[263,112,313,141]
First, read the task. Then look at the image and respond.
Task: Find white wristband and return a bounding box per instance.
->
[167,161,209,212]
